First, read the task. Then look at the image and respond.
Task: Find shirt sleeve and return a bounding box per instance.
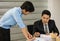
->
[12,11,26,28]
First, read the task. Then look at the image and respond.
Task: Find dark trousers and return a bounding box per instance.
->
[0,27,10,41]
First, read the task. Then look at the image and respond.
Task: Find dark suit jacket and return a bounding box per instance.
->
[33,19,59,35]
[27,25,33,35]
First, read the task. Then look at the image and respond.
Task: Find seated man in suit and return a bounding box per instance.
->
[33,10,59,37]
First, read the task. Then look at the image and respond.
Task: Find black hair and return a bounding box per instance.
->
[42,10,51,17]
[21,1,35,12]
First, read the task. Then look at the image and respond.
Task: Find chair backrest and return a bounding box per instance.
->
[27,25,34,35]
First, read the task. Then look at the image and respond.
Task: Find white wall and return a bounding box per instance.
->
[48,0,60,33]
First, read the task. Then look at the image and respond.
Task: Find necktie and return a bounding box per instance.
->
[45,24,48,34]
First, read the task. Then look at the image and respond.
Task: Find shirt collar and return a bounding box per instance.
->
[17,7,23,16]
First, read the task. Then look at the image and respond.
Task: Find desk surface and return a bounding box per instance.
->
[34,37,60,41]
[26,37,60,41]
[26,34,60,41]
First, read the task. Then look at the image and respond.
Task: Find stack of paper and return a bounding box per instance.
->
[34,34,52,41]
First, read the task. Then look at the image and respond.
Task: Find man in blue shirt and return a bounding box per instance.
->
[0,1,35,41]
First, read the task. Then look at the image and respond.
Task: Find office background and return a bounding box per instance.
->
[0,0,60,41]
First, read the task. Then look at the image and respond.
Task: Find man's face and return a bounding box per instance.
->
[22,9,30,15]
[41,14,50,24]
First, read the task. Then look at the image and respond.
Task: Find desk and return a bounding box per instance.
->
[26,37,60,41]
[34,37,52,41]
[34,37,60,41]
[26,34,60,41]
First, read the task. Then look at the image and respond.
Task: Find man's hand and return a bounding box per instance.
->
[33,32,40,37]
[21,27,33,40]
[27,37,36,41]
[27,32,33,39]
[50,33,58,38]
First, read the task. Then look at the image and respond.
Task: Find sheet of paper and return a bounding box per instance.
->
[40,34,51,38]
[34,34,52,41]
[34,38,45,41]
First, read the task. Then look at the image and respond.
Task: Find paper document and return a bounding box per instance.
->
[34,34,52,41]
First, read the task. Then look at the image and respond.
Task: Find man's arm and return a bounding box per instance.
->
[22,27,36,41]
[52,20,59,36]
[21,27,32,39]
[33,21,38,34]
[12,11,33,40]
[33,21,40,37]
